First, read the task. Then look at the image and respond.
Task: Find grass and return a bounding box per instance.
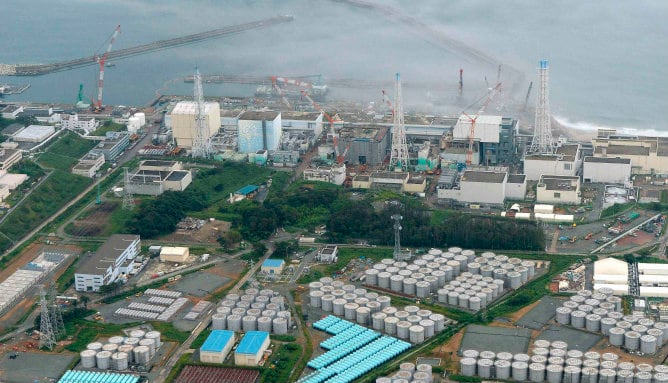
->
[63,309,140,352]
[323,247,392,276]
[149,321,190,343]
[8,159,46,179]
[190,329,211,349]
[165,354,193,383]
[0,170,91,252]
[36,131,96,171]
[600,202,635,219]
[56,258,79,292]
[259,343,302,383]
[92,121,127,136]
[269,334,296,342]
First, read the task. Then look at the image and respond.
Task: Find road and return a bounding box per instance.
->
[154,240,277,383]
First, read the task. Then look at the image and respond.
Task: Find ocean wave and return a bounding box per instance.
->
[553,115,668,137]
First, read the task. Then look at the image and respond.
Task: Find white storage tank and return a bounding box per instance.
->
[529,363,546,382]
[366,301,381,314]
[654,373,668,383]
[624,331,641,351]
[343,293,357,303]
[102,343,118,353]
[384,316,399,335]
[514,353,530,362]
[512,361,529,381]
[87,342,104,352]
[310,291,324,308]
[227,314,242,332]
[600,317,616,335]
[112,352,129,371]
[430,313,446,332]
[378,272,391,289]
[611,328,627,347]
[508,272,522,289]
[242,316,257,332]
[80,350,97,368]
[139,338,156,359]
[272,317,288,334]
[108,336,125,345]
[344,303,359,320]
[331,298,345,315]
[599,369,615,383]
[478,359,494,379]
[118,345,134,363]
[397,321,411,340]
[565,358,582,367]
[570,311,587,329]
[416,281,431,298]
[448,292,459,306]
[96,351,112,370]
[390,275,404,292]
[533,348,549,357]
[460,357,477,376]
[563,365,581,383]
[495,360,512,379]
[377,296,391,309]
[133,345,150,365]
[580,367,598,383]
[419,319,435,338]
[123,337,140,346]
[556,307,571,325]
[637,364,654,373]
[407,315,421,325]
[531,355,547,365]
[635,372,652,383]
[618,362,635,371]
[462,349,479,359]
[458,294,470,309]
[632,324,648,334]
[403,278,417,295]
[409,325,425,343]
[258,316,273,333]
[372,312,387,330]
[647,328,664,345]
[469,296,481,311]
[616,370,634,383]
[585,314,601,332]
[640,334,657,354]
[546,364,563,383]
[479,350,496,360]
[356,307,371,325]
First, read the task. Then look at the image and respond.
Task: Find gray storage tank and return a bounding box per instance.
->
[600,317,617,335]
[635,372,652,383]
[546,364,563,383]
[585,313,601,332]
[409,325,425,343]
[570,311,587,329]
[331,298,345,315]
[556,307,572,325]
[609,327,625,346]
[563,365,581,383]
[598,369,615,383]
[397,321,411,340]
[372,312,387,330]
[580,367,598,383]
[529,363,546,383]
[640,334,657,354]
[495,360,512,379]
[616,370,634,383]
[512,361,529,381]
[477,359,494,379]
[624,331,641,351]
[460,357,477,376]
[384,316,399,335]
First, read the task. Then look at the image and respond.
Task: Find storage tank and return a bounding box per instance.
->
[584,351,600,361]
[606,296,622,311]
[640,334,657,354]
[563,301,579,310]
[412,371,431,382]
[458,294,470,309]
[469,296,482,311]
[478,359,494,379]
[612,327,628,346]
[578,304,594,314]
[617,362,635,371]
[272,317,288,334]
[512,361,529,381]
[96,351,112,370]
[551,340,567,350]
[448,292,459,306]
[409,325,425,343]
[432,270,446,286]
[570,311,587,329]
[624,331,641,351]
[598,369,615,383]
[343,293,357,303]
[533,347,549,357]
[133,346,150,366]
[616,321,632,330]
[607,311,623,321]
[580,367,598,383]
[390,275,404,292]
[549,351,566,361]
[242,316,257,332]
[129,329,146,339]
[356,307,371,325]
[108,336,125,345]
[429,313,446,332]
[372,312,387,330]
[123,337,140,347]
[632,324,648,335]
[309,291,324,308]
[495,360,512,379]
[531,355,547,365]
[353,297,368,306]
[460,357,477,376]
[556,307,572,325]
[637,364,653,373]
[257,316,273,333]
[87,342,104,352]
[118,345,134,363]
[565,358,582,367]
[582,359,599,369]
[546,364,563,383]
[403,278,417,295]
[384,316,399,335]
[647,328,663,345]
[478,350,495,360]
[585,314,601,332]
[227,314,242,331]
[437,289,448,303]
[467,262,481,275]
[635,372,652,383]
[397,321,411,340]
[377,272,392,289]
[563,365,581,383]
[600,317,616,335]
[655,373,668,383]
[139,338,156,358]
[364,269,379,286]
[616,370,634,383]
[416,281,431,298]
[529,363,546,382]
[366,301,381,314]
[600,352,617,362]
[462,349,479,359]
[102,343,119,353]
[654,322,668,343]
[600,361,616,371]
[514,353,530,362]
[508,272,522,289]
[80,350,97,368]
[377,296,391,309]
[495,352,512,362]
[112,352,129,371]
[332,298,345,315]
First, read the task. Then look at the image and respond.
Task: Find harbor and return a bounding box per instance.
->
[0,83,30,96]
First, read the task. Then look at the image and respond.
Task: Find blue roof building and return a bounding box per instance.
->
[235,331,270,366]
[234,185,259,197]
[200,330,236,364]
[261,258,285,275]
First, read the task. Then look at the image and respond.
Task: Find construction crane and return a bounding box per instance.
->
[75,84,90,109]
[462,82,502,166]
[93,25,121,112]
[300,90,349,163]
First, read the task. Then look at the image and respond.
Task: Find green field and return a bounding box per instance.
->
[0,170,91,253]
[37,132,97,170]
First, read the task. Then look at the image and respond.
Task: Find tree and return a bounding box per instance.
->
[273,240,298,259]
[79,295,90,310]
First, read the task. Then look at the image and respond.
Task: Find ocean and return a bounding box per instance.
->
[0,0,666,135]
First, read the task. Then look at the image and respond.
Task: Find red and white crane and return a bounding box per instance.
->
[300,90,349,163]
[94,25,121,111]
[463,82,502,166]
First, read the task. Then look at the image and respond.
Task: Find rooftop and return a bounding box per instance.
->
[235,185,259,196]
[77,234,140,275]
[262,259,285,268]
[236,331,269,355]
[171,101,218,115]
[281,111,322,121]
[507,174,526,184]
[372,171,409,180]
[12,125,55,140]
[239,111,280,121]
[201,330,235,353]
[165,170,190,181]
[596,145,651,156]
[0,148,20,162]
[141,160,177,168]
[540,175,579,191]
[584,156,631,164]
[461,170,506,184]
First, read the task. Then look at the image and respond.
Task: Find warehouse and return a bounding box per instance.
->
[90,132,130,161]
[200,330,236,364]
[592,258,629,296]
[71,152,105,178]
[582,156,632,184]
[160,247,189,263]
[234,331,270,366]
[74,234,140,292]
[261,259,285,275]
[12,124,56,143]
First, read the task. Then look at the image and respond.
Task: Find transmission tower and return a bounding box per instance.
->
[48,285,65,337]
[529,60,555,154]
[122,167,135,210]
[389,73,409,171]
[39,286,56,350]
[191,67,212,158]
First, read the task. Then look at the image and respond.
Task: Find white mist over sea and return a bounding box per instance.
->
[0,0,666,135]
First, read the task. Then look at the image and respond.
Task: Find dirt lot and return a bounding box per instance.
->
[159,219,231,244]
[66,201,119,237]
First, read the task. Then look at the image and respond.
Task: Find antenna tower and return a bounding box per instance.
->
[48,285,65,337]
[39,285,56,350]
[389,73,409,171]
[191,67,212,158]
[122,167,134,210]
[529,60,555,154]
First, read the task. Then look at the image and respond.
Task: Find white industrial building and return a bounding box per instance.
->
[523,144,583,181]
[506,174,528,200]
[0,148,22,170]
[125,160,192,196]
[12,125,56,143]
[453,115,502,144]
[303,164,346,186]
[169,101,221,149]
[282,111,324,137]
[593,258,629,296]
[71,152,105,178]
[592,129,668,174]
[317,245,338,263]
[234,331,270,366]
[536,175,581,205]
[582,156,632,184]
[437,170,527,206]
[237,111,282,153]
[0,170,28,190]
[200,330,235,364]
[159,247,189,263]
[61,114,98,133]
[74,234,141,292]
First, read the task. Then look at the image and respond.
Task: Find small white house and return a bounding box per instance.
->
[536,175,581,205]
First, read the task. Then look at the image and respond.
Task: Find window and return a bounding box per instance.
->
[564,163,572,170]
[554,192,561,198]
